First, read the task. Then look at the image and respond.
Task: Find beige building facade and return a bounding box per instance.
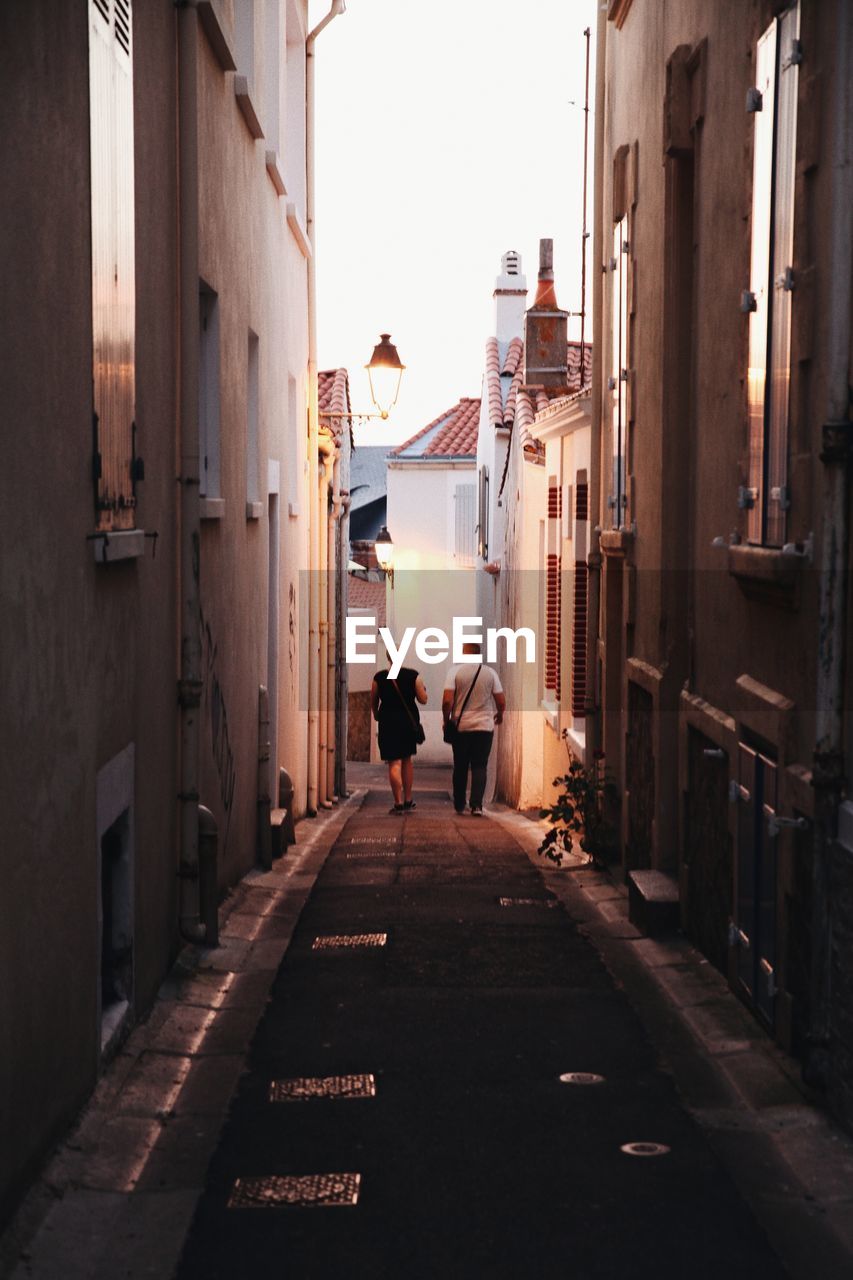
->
[591,0,852,1121]
[0,0,346,1221]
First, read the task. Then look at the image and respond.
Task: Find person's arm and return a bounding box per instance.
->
[414,675,428,705]
[370,678,381,721]
[493,691,506,725]
[442,667,456,724]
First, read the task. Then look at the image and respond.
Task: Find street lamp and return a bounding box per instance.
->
[365,333,405,420]
[374,524,394,586]
[319,334,405,427]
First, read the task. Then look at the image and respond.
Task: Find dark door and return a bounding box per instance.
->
[626,682,654,869]
[735,744,778,1025]
[684,730,731,974]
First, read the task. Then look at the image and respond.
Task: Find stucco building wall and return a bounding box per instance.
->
[594,0,851,1111]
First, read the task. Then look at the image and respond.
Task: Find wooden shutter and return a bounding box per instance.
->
[545,481,562,699]
[571,480,589,718]
[89,0,136,531]
[610,218,628,527]
[746,3,800,546]
[477,465,489,559]
[765,3,800,547]
[455,483,476,567]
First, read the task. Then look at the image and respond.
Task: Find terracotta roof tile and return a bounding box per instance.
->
[485,337,504,427]
[347,576,386,627]
[502,336,524,377]
[318,368,351,440]
[393,397,481,459]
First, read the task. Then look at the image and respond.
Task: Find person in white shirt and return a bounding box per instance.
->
[442,642,506,815]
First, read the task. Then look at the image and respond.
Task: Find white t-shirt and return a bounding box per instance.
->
[443,664,503,733]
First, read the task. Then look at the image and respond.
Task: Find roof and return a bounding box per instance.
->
[484,337,592,432]
[347,575,386,627]
[392,397,481,460]
[318,368,351,443]
[349,444,389,513]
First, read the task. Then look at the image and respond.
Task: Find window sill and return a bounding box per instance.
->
[234,76,264,140]
[246,501,263,521]
[600,527,633,556]
[727,543,803,610]
[92,529,145,564]
[200,498,225,521]
[197,1,236,71]
[541,699,560,733]
[286,203,312,258]
[564,724,587,761]
[266,151,287,196]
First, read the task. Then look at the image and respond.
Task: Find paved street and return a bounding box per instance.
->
[173,779,792,1279]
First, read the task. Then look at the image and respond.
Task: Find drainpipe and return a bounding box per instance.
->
[808,0,852,1083]
[584,0,607,756]
[306,0,346,815]
[317,446,332,807]
[336,486,351,797]
[177,0,205,943]
[327,440,342,800]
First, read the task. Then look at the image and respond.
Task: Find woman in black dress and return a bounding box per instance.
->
[370,661,428,813]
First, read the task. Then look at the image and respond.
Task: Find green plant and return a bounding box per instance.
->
[538,754,617,869]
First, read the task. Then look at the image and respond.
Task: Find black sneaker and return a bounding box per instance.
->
[389,804,405,815]
[403,800,417,811]
[470,806,484,816]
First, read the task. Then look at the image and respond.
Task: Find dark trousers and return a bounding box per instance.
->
[452,731,494,811]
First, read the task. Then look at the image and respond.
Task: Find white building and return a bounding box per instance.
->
[385,399,480,760]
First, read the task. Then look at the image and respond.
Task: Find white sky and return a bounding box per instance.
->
[311,0,598,447]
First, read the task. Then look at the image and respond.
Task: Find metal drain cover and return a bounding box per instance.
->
[312,932,387,950]
[348,837,395,844]
[620,1142,670,1157]
[270,1074,376,1102]
[228,1173,361,1208]
[559,1072,606,1085]
[346,851,396,860]
[498,896,557,908]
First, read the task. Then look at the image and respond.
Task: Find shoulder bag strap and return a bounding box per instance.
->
[454,665,482,731]
[391,678,420,730]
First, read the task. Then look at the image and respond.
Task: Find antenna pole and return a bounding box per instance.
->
[579,25,591,386]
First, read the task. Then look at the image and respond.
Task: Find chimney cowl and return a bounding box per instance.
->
[523,238,568,388]
[531,238,559,309]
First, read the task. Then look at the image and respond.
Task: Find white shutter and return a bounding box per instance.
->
[89,0,136,531]
[455,484,476,567]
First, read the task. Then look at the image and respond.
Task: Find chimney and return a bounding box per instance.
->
[493,250,527,342]
[523,239,568,388]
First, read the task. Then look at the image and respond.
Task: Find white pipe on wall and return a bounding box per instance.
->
[809,0,852,1075]
[305,0,345,815]
[177,0,205,942]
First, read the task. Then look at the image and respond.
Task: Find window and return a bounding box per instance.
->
[745,3,800,547]
[454,483,476,567]
[199,285,221,500]
[263,0,283,155]
[235,0,255,92]
[247,331,260,510]
[609,216,628,528]
[477,465,489,559]
[545,478,562,701]
[285,0,306,213]
[89,0,137,531]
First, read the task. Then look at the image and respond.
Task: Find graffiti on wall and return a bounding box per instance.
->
[200,604,236,844]
[288,581,297,676]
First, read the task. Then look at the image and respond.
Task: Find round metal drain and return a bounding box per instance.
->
[559,1071,606,1086]
[620,1141,670,1157]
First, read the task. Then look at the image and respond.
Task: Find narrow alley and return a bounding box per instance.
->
[9,769,853,1279]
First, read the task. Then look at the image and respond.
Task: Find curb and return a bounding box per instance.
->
[488,802,853,1280]
[1,790,366,1280]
